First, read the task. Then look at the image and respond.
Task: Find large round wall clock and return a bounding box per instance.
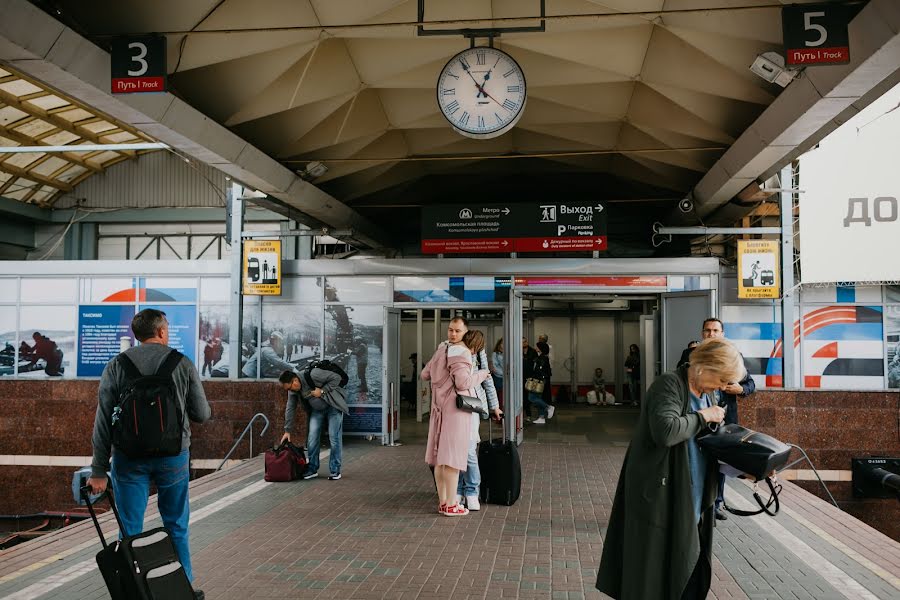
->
[437,46,527,139]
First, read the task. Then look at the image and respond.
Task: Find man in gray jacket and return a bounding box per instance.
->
[279,366,349,480]
[86,308,210,600]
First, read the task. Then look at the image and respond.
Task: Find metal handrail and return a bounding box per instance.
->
[783,443,839,508]
[216,413,270,471]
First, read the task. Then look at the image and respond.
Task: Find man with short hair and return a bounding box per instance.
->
[87,309,210,600]
[280,367,349,480]
[680,317,756,520]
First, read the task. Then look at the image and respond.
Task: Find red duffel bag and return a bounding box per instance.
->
[264,441,307,482]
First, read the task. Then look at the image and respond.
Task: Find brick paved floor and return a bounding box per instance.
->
[1,404,899,599]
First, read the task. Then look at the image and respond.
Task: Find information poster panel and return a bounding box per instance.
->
[737,240,780,299]
[343,406,383,436]
[243,240,282,295]
[139,304,197,366]
[77,305,136,377]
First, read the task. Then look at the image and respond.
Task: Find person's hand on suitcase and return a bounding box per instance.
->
[280,432,291,444]
[86,475,108,496]
[491,408,503,421]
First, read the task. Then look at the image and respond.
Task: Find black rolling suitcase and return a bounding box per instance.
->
[478,417,522,506]
[81,485,195,600]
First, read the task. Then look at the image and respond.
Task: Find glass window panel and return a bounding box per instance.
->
[239,303,260,379]
[269,277,322,303]
[80,278,135,303]
[140,277,197,303]
[886,286,900,303]
[19,304,76,378]
[801,305,883,390]
[0,305,17,377]
[200,278,230,303]
[0,278,18,303]
[256,304,323,379]
[199,304,230,378]
[324,277,389,303]
[323,304,382,405]
[21,278,76,302]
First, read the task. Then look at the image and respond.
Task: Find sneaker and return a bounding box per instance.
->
[328,472,342,480]
[465,495,480,511]
[455,494,463,506]
[547,406,556,419]
[194,591,205,600]
[715,507,728,521]
[302,471,318,480]
[442,503,469,517]
[533,417,546,424]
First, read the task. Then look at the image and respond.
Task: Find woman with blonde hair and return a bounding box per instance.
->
[597,337,745,600]
[421,316,490,516]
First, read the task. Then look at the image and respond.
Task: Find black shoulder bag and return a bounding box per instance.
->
[447,345,488,417]
[698,423,792,517]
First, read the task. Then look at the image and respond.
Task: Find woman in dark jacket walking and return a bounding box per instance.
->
[596,338,744,599]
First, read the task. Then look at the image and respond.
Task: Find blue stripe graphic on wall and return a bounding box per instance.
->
[765,357,782,376]
[724,323,780,340]
[463,290,495,302]
[836,286,856,303]
[805,323,883,340]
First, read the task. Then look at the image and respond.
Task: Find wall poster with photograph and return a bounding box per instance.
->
[18,305,76,378]
[324,304,383,406]
[886,305,900,389]
[139,304,197,366]
[253,303,323,379]
[199,304,229,378]
[0,305,17,377]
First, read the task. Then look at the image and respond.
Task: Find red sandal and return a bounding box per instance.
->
[441,503,469,517]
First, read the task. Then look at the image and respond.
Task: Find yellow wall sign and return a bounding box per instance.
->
[737,240,779,299]
[242,240,282,295]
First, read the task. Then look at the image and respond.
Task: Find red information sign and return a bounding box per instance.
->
[111,77,166,93]
[514,276,668,288]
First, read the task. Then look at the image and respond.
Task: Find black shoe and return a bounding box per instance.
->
[715,508,728,521]
[194,590,205,600]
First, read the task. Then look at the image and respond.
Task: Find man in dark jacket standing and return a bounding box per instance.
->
[678,318,756,520]
[86,309,210,600]
[280,367,349,480]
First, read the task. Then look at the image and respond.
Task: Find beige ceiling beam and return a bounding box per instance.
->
[687,0,900,224]
[0,122,103,172]
[0,162,71,191]
[0,0,389,249]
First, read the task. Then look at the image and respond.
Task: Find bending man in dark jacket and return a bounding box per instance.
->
[86,309,210,600]
[280,367,349,480]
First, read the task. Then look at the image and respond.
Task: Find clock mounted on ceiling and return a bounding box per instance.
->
[436,46,527,139]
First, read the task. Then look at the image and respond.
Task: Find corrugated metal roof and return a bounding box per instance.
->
[0,65,157,206]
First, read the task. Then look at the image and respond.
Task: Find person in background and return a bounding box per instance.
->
[490,338,504,408]
[242,330,296,378]
[456,330,502,511]
[537,334,554,405]
[592,367,607,404]
[596,338,742,600]
[87,309,210,600]
[529,341,554,424]
[522,338,538,420]
[202,338,215,376]
[422,316,490,516]
[279,365,349,481]
[354,339,369,394]
[625,344,641,405]
[30,332,63,376]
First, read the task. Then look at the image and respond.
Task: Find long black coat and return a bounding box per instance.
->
[596,366,718,600]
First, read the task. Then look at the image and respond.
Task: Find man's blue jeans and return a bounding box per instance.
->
[110,449,194,582]
[529,391,549,418]
[307,406,343,475]
[457,415,480,497]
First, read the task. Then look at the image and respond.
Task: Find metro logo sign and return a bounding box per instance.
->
[111,36,167,94]
[782,4,852,66]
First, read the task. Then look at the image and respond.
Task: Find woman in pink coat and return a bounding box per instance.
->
[422,316,490,516]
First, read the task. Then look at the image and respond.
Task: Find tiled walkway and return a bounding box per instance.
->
[1,405,899,599]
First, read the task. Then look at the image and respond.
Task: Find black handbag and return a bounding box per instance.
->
[457,393,488,417]
[698,424,792,516]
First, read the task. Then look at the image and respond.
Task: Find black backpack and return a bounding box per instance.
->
[303,359,349,389]
[112,350,185,459]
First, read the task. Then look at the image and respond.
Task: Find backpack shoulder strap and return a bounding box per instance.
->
[117,353,143,381]
[156,350,184,378]
[303,367,316,389]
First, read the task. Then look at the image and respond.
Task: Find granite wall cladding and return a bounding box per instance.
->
[0,379,300,516]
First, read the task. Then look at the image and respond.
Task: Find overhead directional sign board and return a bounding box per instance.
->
[111,35,167,94]
[421,201,607,254]
[782,3,851,66]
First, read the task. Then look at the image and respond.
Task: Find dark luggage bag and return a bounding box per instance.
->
[478,418,522,506]
[264,441,308,482]
[80,485,194,600]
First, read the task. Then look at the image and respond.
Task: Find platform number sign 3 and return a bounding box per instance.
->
[782,3,852,66]
[111,35,167,94]
[437,47,526,139]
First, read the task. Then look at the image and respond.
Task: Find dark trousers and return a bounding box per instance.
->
[682,521,711,600]
[716,472,726,509]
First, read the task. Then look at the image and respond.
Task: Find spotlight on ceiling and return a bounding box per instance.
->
[750,52,797,88]
[297,161,328,181]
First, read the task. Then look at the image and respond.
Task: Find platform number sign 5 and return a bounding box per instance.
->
[782,3,852,66]
[111,35,167,94]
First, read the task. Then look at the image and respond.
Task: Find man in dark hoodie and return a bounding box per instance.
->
[279,367,349,480]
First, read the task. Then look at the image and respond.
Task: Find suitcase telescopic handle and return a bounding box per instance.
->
[80,484,124,548]
[488,413,506,444]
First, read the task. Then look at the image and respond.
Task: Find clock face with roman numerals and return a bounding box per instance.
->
[437,46,527,139]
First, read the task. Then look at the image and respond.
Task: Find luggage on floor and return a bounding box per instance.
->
[587,390,599,405]
[264,441,308,482]
[80,485,194,600]
[478,418,521,506]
